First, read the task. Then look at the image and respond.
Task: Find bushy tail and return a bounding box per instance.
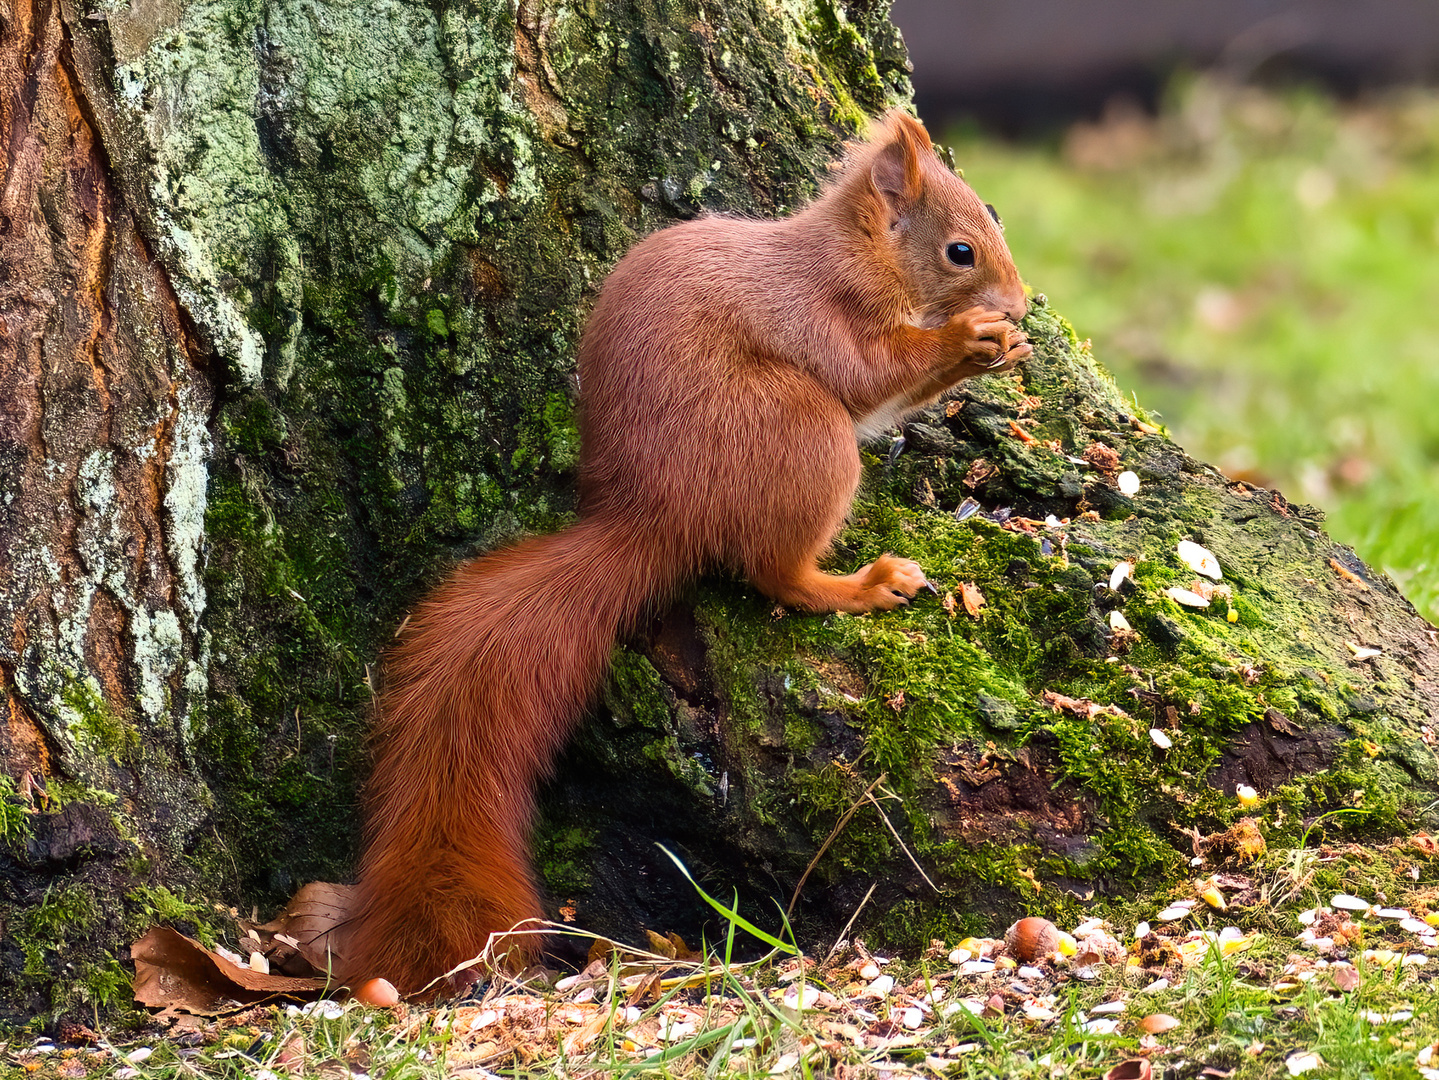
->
[346,515,674,995]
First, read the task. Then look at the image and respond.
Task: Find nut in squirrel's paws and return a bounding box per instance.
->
[950,307,1026,368]
[858,554,929,609]
[987,336,1033,370]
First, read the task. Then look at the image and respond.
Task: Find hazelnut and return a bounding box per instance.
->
[1005,916,1060,961]
[352,977,400,1007]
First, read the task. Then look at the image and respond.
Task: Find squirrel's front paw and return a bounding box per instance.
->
[946,306,1025,368]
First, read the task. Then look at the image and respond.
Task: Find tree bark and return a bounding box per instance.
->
[0,0,1435,1018]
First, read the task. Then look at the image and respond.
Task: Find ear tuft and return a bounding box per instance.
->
[869,111,930,218]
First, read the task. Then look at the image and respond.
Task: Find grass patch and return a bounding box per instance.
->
[16,835,1439,1078]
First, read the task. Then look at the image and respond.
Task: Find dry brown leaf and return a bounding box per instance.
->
[242,881,358,978]
[562,1008,613,1056]
[586,937,618,966]
[132,926,331,1016]
[642,929,677,959]
[1042,690,1128,720]
[960,582,986,618]
[1083,442,1121,477]
[624,972,661,1006]
[962,458,997,489]
[665,931,702,962]
[276,1032,306,1073]
[1329,963,1360,992]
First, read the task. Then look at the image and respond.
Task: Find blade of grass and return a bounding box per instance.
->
[656,845,798,954]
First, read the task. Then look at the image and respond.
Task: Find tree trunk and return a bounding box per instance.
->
[0,0,1435,1018]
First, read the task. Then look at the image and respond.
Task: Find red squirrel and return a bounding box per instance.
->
[347,111,1031,995]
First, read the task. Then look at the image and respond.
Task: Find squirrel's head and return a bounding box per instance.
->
[856,111,1027,328]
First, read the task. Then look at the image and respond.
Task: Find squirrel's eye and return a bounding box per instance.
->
[946,242,975,267]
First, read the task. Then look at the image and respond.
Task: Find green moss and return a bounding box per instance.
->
[638,291,1439,949]
[534,824,599,896]
[76,956,130,1014]
[0,775,33,848]
[125,885,206,928]
[60,678,138,761]
[19,885,101,978]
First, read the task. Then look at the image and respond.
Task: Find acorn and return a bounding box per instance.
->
[1005,917,1061,961]
[352,977,400,1007]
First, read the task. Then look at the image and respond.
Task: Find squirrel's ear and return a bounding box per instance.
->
[869,112,929,219]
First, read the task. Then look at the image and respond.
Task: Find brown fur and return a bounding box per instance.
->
[347,112,1030,995]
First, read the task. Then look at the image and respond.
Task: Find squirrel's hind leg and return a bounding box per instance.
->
[749,551,929,613]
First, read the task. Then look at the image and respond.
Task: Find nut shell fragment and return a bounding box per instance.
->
[1139,1013,1181,1034]
[1164,587,1210,608]
[1103,1060,1153,1080]
[1177,540,1222,580]
[1331,894,1372,912]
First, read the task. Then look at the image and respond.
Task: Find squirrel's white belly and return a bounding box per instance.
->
[854,390,913,442]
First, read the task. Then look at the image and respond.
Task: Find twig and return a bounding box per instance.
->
[824,881,878,964]
[865,789,939,893]
[786,772,888,917]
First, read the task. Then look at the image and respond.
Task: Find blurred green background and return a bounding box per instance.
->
[945,75,1439,622]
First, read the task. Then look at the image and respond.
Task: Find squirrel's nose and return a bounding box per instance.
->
[1005,291,1028,325]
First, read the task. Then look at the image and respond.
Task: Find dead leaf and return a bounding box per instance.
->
[562,1008,613,1056]
[241,881,358,978]
[960,582,986,618]
[1083,442,1121,477]
[1042,690,1128,720]
[132,926,332,1017]
[1006,420,1036,444]
[942,592,958,618]
[276,1032,306,1072]
[665,931,702,963]
[643,929,677,960]
[624,972,661,1006]
[1329,963,1360,992]
[962,458,997,489]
